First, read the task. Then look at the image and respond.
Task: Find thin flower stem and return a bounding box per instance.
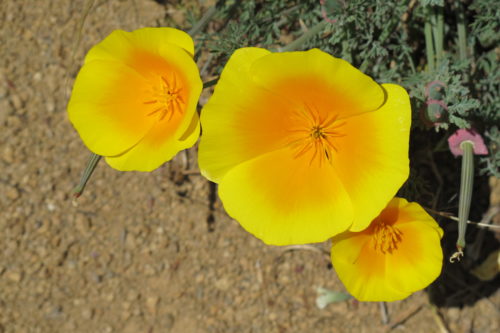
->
[66,0,95,98]
[405,48,417,74]
[188,5,218,37]
[379,302,389,325]
[71,0,95,66]
[457,141,474,250]
[73,153,101,199]
[424,19,435,72]
[280,20,327,52]
[456,1,467,61]
[433,6,444,66]
[424,5,445,124]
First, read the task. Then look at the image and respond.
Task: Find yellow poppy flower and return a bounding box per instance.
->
[198,48,411,245]
[68,28,202,171]
[331,197,444,302]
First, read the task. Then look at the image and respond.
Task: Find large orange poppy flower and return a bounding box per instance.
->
[198,48,411,245]
[68,28,202,171]
[331,197,444,301]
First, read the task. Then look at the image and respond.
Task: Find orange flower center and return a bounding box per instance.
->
[287,105,345,166]
[372,222,403,254]
[144,74,185,121]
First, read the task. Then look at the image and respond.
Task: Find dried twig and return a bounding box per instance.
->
[385,302,423,332]
[425,206,500,231]
[429,305,451,333]
[280,244,330,261]
[181,169,201,175]
[469,206,500,260]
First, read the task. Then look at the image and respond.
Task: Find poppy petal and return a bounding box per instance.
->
[218,148,353,245]
[331,233,411,301]
[382,198,444,233]
[332,84,411,232]
[251,49,386,118]
[85,27,195,65]
[385,215,443,292]
[68,60,156,156]
[105,112,200,171]
[199,47,293,182]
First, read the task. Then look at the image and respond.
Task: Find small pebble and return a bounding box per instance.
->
[6,269,23,283]
[6,186,19,200]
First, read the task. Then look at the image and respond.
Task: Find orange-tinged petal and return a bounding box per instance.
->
[332,84,411,232]
[211,47,270,89]
[198,48,288,182]
[199,86,295,182]
[251,49,386,118]
[219,148,353,245]
[68,60,156,156]
[331,234,410,301]
[331,198,444,302]
[85,27,195,65]
[385,221,443,294]
[106,112,200,171]
[382,197,444,233]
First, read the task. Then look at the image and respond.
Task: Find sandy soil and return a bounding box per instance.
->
[0,1,498,332]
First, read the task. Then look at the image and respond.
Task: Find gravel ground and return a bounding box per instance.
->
[0,1,498,332]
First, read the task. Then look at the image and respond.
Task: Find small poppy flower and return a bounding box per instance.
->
[330,197,444,302]
[68,28,202,171]
[198,48,411,245]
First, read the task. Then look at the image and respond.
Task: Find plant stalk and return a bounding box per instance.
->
[456,2,467,61]
[73,153,101,199]
[424,20,435,72]
[281,21,327,52]
[188,5,218,37]
[457,141,474,250]
[433,6,444,66]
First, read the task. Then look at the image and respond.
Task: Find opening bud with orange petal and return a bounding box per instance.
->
[68,28,202,171]
[198,48,411,245]
[330,197,444,302]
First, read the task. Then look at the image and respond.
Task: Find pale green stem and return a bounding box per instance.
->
[405,48,416,74]
[456,2,467,61]
[280,21,327,52]
[341,40,350,61]
[457,141,474,250]
[433,6,444,66]
[73,153,101,198]
[70,0,99,200]
[359,59,368,73]
[424,20,435,72]
[70,0,95,65]
[424,6,445,124]
[188,6,218,37]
